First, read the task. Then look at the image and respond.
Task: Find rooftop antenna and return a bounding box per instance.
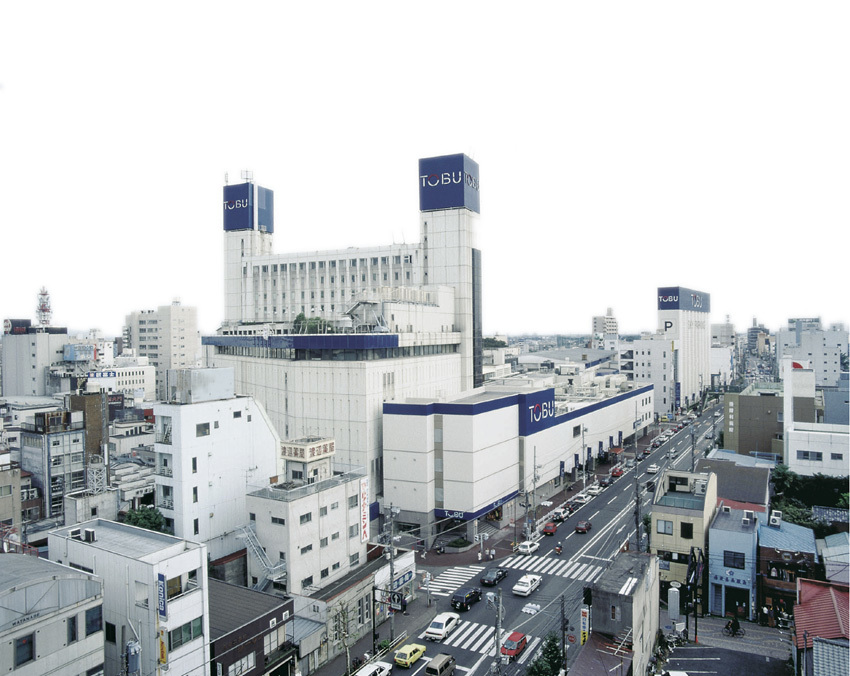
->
[224,172,229,185]
[241,170,253,183]
[36,287,52,326]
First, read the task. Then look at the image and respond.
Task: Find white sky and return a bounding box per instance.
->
[1,2,847,339]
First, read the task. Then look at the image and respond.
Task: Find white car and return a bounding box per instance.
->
[512,574,543,596]
[647,463,660,474]
[517,540,540,555]
[424,612,461,641]
[356,662,394,676]
[586,484,603,496]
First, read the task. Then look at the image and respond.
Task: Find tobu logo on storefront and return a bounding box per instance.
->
[518,389,557,436]
[418,153,480,214]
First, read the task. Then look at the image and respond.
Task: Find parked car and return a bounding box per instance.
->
[571,494,590,505]
[542,522,558,535]
[511,574,542,596]
[394,644,427,668]
[424,612,461,641]
[480,567,508,586]
[651,438,663,449]
[611,466,625,477]
[517,540,540,555]
[501,632,528,661]
[647,463,660,474]
[641,448,652,458]
[625,459,636,469]
[451,587,482,611]
[599,475,614,487]
[575,520,592,533]
[586,484,603,496]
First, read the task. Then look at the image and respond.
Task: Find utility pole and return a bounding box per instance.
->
[487,588,503,676]
[384,504,400,642]
[581,427,587,492]
[633,403,641,551]
[690,426,696,472]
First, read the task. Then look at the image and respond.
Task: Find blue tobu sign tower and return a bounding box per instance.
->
[418,153,480,214]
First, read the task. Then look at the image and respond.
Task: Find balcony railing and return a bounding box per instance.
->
[155,466,173,477]
[158,497,174,511]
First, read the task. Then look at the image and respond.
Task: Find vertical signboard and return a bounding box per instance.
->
[157,573,167,620]
[257,185,274,233]
[158,628,168,664]
[360,476,370,542]
[418,154,480,213]
[223,183,254,231]
[580,606,589,644]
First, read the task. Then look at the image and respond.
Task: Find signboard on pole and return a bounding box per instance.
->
[359,476,370,542]
[580,606,589,645]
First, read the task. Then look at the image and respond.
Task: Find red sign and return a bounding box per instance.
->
[568,634,576,643]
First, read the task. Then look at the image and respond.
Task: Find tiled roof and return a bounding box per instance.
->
[696,459,770,505]
[812,637,849,676]
[794,579,849,649]
[759,519,817,554]
[715,497,767,513]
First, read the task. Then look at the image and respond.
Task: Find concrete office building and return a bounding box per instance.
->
[85,353,157,403]
[49,519,210,676]
[591,308,619,351]
[245,439,369,594]
[124,301,201,400]
[776,318,848,388]
[206,154,483,517]
[0,554,104,675]
[153,368,281,562]
[382,383,654,544]
[1,319,71,397]
[20,409,87,518]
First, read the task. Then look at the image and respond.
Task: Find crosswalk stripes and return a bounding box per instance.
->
[426,564,486,597]
[498,554,605,583]
[418,620,541,662]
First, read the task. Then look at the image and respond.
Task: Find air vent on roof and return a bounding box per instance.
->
[83,528,96,543]
[742,518,750,526]
[270,617,277,629]
[70,528,82,540]
[722,506,731,513]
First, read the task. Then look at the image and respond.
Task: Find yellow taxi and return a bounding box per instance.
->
[394,643,426,668]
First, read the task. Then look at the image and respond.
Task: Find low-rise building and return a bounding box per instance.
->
[792,578,850,676]
[707,504,759,621]
[757,511,818,614]
[583,551,660,676]
[208,578,297,676]
[0,553,104,675]
[650,469,718,597]
[48,518,210,676]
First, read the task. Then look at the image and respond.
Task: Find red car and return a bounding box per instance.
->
[611,466,624,477]
[501,632,527,660]
[542,522,558,535]
[575,520,592,534]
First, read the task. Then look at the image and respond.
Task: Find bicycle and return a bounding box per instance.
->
[722,624,745,637]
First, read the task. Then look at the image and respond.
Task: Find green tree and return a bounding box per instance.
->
[124,507,166,533]
[482,338,508,348]
[771,464,798,497]
[526,633,562,676]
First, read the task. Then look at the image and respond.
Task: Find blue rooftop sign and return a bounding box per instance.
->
[418,153,480,213]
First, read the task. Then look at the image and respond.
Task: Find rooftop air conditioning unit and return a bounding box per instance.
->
[769,514,782,527]
[70,528,82,540]
[694,481,707,495]
[83,528,96,542]
[742,518,750,526]
[771,510,782,521]
[269,617,277,629]
[722,506,731,513]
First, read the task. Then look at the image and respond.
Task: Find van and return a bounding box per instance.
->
[425,653,456,676]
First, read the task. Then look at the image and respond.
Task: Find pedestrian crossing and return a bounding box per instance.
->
[425,565,486,597]
[418,620,542,664]
[499,554,606,583]
[422,555,606,600]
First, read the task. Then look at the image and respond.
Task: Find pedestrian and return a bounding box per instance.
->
[477,551,482,562]
[490,548,495,560]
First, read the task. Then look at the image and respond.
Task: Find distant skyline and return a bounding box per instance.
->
[1,3,847,339]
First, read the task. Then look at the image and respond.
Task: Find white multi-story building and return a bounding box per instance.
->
[382,383,654,543]
[85,353,156,402]
[245,437,369,594]
[1,320,72,397]
[0,554,104,676]
[124,301,201,399]
[776,318,848,387]
[621,334,676,418]
[591,308,619,351]
[49,519,210,676]
[781,358,849,477]
[206,154,483,518]
[153,367,281,561]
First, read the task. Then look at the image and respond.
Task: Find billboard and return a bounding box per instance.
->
[657,287,710,313]
[359,476,370,543]
[3,318,31,335]
[517,388,557,436]
[257,185,274,233]
[418,153,480,213]
[156,573,167,620]
[223,183,254,231]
